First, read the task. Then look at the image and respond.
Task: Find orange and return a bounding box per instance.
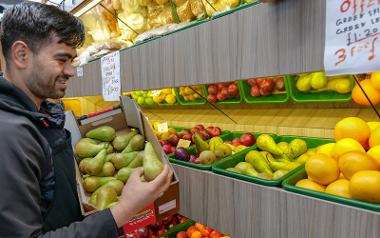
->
[305,153,340,185]
[370,72,380,90]
[352,79,380,106]
[367,145,380,168]
[325,179,351,198]
[333,138,365,158]
[367,121,380,131]
[186,226,199,237]
[350,170,380,203]
[338,151,377,179]
[176,231,188,238]
[334,117,370,147]
[295,179,326,192]
[194,223,205,233]
[190,231,202,238]
[369,126,380,148]
[210,231,223,238]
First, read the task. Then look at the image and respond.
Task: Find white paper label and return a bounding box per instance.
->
[76,66,83,78]
[177,139,191,148]
[101,51,121,101]
[157,122,168,133]
[158,199,177,214]
[324,1,380,75]
[150,90,161,97]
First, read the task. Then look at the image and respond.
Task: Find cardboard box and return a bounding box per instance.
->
[65,96,179,229]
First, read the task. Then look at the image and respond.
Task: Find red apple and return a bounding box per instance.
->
[182,133,192,141]
[217,83,224,91]
[191,127,200,134]
[247,79,257,86]
[260,87,272,96]
[250,85,260,97]
[259,78,275,94]
[208,85,218,95]
[207,94,217,103]
[198,130,211,140]
[240,133,256,146]
[232,138,241,146]
[221,88,228,98]
[171,146,176,153]
[228,84,238,98]
[224,140,232,144]
[274,77,285,91]
[209,127,222,137]
[195,124,205,130]
[162,144,172,154]
[159,139,169,146]
[216,92,225,101]
[206,126,214,133]
[256,77,265,85]
[167,134,179,146]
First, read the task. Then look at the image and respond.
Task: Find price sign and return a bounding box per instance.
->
[156,122,168,133]
[324,0,380,75]
[76,66,83,78]
[101,51,121,101]
[177,139,191,149]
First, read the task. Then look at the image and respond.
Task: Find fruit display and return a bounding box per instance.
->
[295,72,354,94]
[352,72,380,106]
[223,132,256,153]
[125,214,188,238]
[206,82,241,103]
[291,117,380,205]
[153,123,223,155]
[131,89,177,107]
[75,125,164,210]
[222,134,315,181]
[245,76,286,97]
[177,86,206,105]
[169,222,229,238]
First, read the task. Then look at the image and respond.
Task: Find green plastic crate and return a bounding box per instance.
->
[239,78,290,104]
[175,86,207,106]
[212,135,335,186]
[204,83,243,104]
[287,75,354,103]
[159,219,195,238]
[169,130,234,170]
[282,166,380,212]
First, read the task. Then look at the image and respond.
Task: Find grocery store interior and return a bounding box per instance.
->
[2,0,380,237]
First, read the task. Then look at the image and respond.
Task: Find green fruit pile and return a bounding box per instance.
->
[296,72,354,94]
[75,125,164,210]
[227,134,310,180]
[131,91,156,107]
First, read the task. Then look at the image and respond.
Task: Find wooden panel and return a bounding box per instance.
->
[172,164,380,238]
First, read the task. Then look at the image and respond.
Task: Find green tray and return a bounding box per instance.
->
[212,135,334,186]
[239,78,290,104]
[282,166,380,212]
[169,130,233,170]
[204,83,243,104]
[175,86,207,106]
[159,219,195,238]
[287,75,354,103]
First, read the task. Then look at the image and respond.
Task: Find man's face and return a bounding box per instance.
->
[26,35,76,99]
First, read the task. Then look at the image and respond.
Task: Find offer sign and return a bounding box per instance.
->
[324,0,380,75]
[123,203,157,233]
[101,51,121,101]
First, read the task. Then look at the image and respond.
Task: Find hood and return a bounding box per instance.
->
[0,76,65,128]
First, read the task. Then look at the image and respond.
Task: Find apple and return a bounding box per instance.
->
[207,94,217,103]
[191,127,200,134]
[171,146,176,153]
[224,140,232,144]
[162,144,172,154]
[209,127,222,137]
[167,134,179,146]
[198,130,211,140]
[206,126,214,133]
[216,92,225,101]
[221,88,228,98]
[240,133,256,146]
[256,77,265,85]
[182,133,192,141]
[232,138,241,146]
[247,79,256,86]
[217,83,224,91]
[159,139,169,146]
[260,87,272,96]
[250,85,260,97]
[274,77,285,91]
[228,84,238,98]
[259,78,275,94]
[208,85,218,95]
[195,124,205,130]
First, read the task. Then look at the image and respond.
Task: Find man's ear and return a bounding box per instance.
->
[11,41,32,69]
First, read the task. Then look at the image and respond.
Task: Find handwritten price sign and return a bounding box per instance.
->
[325,0,380,75]
[101,51,121,101]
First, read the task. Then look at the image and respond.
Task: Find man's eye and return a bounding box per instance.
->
[57,58,67,63]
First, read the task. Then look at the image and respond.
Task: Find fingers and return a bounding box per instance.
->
[129,167,144,181]
[150,165,170,187]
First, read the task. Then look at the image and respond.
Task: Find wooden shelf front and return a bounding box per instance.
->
[172,164,380,238]
[66,0,326,97]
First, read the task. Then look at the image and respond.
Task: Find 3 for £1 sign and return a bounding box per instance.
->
[325,0,380,75]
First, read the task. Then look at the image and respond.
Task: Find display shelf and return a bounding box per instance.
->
[172,164,380,238]
[66,0,326,97]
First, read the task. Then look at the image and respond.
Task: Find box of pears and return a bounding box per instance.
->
[212,134,334,186]
[65,96,179,225]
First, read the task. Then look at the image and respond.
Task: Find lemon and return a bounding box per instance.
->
[350,170,380,203]
[295,179,325,192]
[338,151,377,179]
[367,145,380,169]
[333,138,365,158]
[325,179,351,198]
[305,153,339,185]
[161,88,172,95]
[316,143,336,158]
[165,94,176,104]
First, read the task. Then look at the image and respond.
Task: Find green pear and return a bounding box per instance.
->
[288,139,308,159]
[226,167,241,174]
[296,74,312,92]
[95,186,118,210]
[194,133,210,154]
[85,149,107,175]
[79,138,100,145]
[234,162,258,177]
[115,167,135,183]
[88,179,124,205]
[122,134,145,153]
[273,169,289,180]
[97,162,115,177]
[83,176,116,192]
[111,152,139,169]
[281,161,301,171]
[127,153,144,168]
[214,144,232,160]
[86,126,116,142]
[143,142,164,181]
[256,134,283,156]
[245,150,273,176]
[105,153,116,162]
[268,160,289,171]
[260,151,276,163]
[79,157,92,173]
[112,130,138,151]
[310,72,327,90]
[199,150,216,165]
[277,142,290,154]
[106,201,118,209]
[75,140,107,159]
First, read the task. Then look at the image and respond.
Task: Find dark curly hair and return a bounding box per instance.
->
[0,1,84,62]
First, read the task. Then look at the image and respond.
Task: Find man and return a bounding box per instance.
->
[0,2,172,237]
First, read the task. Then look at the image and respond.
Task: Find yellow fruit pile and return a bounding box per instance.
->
[296,72,353,94]
[296,117,380,204]
[352,72,380,106]
[152,88,177,105]
[179,86,203,101]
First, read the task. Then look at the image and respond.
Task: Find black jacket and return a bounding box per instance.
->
[0,77,119,237]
